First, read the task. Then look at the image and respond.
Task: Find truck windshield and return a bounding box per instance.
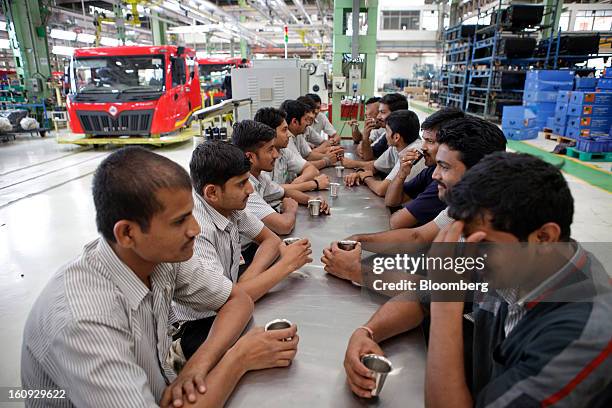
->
[199,63,231,86]
[73,55,165,94]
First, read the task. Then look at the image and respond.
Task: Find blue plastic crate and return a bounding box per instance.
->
[575,137,611,153]
[523,102,556,114]
[555,103,568,117]
[565,125,610,138]
[504,127,539,140]
[556,91,572,105]
[502,106,536,130]
[552,125,566,136]
[574,77,597,90]
[546,117,556,128]
[570,91,612,106]
[553,114,567,127]
[523,90,559,103]
[566,116,612,131]
[526,70,575,82]
[566,104,612,117]
[604,68,612,79]
[597,78,612,89]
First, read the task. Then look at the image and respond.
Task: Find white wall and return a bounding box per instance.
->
[374,53,441,91]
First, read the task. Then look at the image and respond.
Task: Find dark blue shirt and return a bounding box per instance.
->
[402,167,447,226]
[372,136,388,158]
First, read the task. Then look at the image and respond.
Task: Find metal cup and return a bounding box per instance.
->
[335,165,344,177]
[265,318,293,341]
[330,182,340,197]
[338,240,358,251]
[361,354,393,397]
[283,237,301,245]
[308,199,322,216]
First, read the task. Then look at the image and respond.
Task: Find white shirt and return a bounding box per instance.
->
[247,173,284,215]
[385,140,426,181]
[286,132,312,159]
[312,112,336,136]
[433,207,454,229]
[305,126,326,146]
[267,147,307,184]
[369,127,386,143]
[21,237,233,406]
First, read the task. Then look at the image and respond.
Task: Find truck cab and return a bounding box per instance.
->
[67,45,201,137]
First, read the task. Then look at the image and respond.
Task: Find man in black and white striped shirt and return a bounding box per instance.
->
[21,147,299,407]
[173,141,312,360]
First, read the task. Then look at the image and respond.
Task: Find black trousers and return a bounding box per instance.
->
[177,243,259,360]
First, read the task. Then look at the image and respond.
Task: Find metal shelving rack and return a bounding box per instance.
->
[438,23,476,110]
[464,1,558,120]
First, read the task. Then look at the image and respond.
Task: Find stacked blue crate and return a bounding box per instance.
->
[523,70,574,131]
[565,91,612,152]
[501,106,538,140]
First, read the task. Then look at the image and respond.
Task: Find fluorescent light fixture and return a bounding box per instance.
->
[100,37,119,46]
[51,45,75,56]
[50,29,77,41]
[0,39,10,49]
[77,33,96,44]
[388,53,399,61]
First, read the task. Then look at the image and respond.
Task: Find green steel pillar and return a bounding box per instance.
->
[1,0,52,101]
[114,4,126,45]
[331,0,378,137]
[542,0,563,39]
[239,0,248,58]
[151,12,167,45]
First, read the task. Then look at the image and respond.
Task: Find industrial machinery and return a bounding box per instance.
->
[66,45,201,139]
[299,59,330,108]
[230,59,309,120]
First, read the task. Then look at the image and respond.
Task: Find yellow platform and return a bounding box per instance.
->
[56,128,199,146]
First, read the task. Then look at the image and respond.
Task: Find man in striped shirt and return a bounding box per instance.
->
[21,147,299,408]
[233,120,329,236]
[173,141,312,360]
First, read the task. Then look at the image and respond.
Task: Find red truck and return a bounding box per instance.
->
[67,45,201,137]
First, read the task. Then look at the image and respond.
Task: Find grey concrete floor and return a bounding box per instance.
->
[0,112,611,395]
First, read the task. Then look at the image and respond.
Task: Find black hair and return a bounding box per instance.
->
[421,107,465,131]
[232,119,276,153]
[436,116,507,169]
[447,152,573,241]
[297,96,316,112]
[280,100,309,125]
[190,141,251,195]
[379,93,408,111]
[365,96,381,105]
[305,93,321,104]
[254,107,287,129]
[92,146,192,243]
[386,110,420,146]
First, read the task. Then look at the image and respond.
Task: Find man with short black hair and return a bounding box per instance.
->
[322,115,506,281]
[343,110,426,197]
[281,100,343,169]
[254,107,328,192]
[173,141,311,361]
[21,147,298,408]
[305,93,339,145]
[349,96,381,144]
[233,120,329,235]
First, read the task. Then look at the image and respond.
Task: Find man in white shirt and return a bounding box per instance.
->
[305,93,340,145]
[233,120,329,235]
[281,99,343,169]
[350,96,381,144]
[21,147,298,408]
[344,110,426,197]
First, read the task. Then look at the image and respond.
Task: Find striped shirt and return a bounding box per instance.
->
[250,173,284,209]
[21,237,233,407]
[245,173,279,221]
[172,193,264,322]
[266,147,307,185]
[471,243,612,407]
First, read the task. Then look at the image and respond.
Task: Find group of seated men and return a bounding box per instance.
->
[21,91,612,407]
